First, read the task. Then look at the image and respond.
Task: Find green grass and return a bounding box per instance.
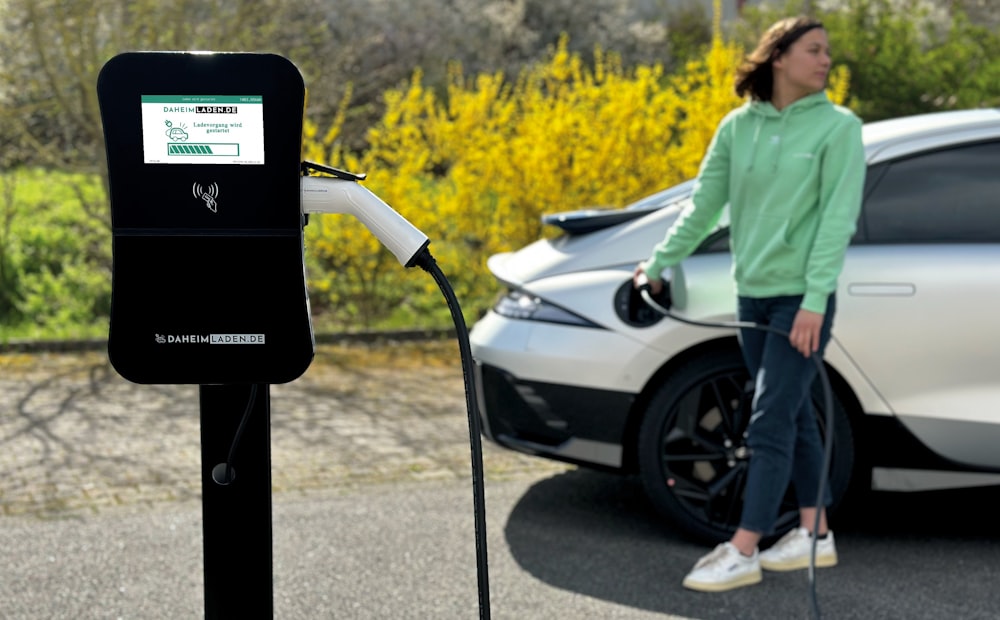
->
[1,320,109,342]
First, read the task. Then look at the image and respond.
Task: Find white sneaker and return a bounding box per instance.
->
[759,527,838,572]
[682,542,762,592]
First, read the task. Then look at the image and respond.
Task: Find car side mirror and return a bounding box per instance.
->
[670,263,688,311]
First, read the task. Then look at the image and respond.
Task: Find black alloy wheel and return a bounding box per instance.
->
[636,346,855,545]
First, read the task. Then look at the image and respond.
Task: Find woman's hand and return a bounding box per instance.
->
[633,265,663,295]
[789,308,824,357]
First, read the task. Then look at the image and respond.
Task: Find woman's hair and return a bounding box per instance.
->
[734,16,824,102]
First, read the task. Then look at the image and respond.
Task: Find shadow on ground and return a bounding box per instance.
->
[503,468,1000,620]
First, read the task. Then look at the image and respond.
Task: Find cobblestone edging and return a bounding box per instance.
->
[0,342,572,519]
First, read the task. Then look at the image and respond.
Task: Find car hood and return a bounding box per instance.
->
[487,204,685,287]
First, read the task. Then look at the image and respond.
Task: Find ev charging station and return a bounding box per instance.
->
[98,52,489,618]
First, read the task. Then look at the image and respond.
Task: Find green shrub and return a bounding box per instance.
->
[0,169,110,339]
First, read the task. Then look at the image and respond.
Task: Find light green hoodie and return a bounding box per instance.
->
[642,92,865,314]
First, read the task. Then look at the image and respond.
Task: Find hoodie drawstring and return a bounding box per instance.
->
[772,113,789,172]
[747,115,764,173]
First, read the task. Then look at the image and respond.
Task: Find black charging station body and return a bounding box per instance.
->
[98,52,314,385]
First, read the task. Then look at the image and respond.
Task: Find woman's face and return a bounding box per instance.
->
[773,28,832,98]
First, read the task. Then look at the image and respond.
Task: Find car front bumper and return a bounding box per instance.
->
[470,311,642,469]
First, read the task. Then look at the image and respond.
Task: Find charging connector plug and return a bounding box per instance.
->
[301,174,430,267]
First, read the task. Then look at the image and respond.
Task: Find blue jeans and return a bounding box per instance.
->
[737,294,835,535]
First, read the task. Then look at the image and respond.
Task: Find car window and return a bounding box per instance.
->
[861,140,1000,243]
[689,205,732,254]
[625,180,696,211]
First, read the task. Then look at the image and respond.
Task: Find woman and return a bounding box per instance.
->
[633,16,865,592]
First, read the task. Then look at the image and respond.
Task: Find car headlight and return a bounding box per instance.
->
[493,289,600,328]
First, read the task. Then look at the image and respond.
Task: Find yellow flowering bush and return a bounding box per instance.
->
[303,13,852,330]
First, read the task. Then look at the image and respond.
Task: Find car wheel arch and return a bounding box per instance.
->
[620,336,741,473]
[622,336,867,454]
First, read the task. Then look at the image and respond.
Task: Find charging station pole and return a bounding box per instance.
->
[199,384,273,618]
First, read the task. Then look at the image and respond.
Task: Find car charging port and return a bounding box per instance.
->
[613,279,672,327]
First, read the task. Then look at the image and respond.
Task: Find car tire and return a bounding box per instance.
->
[636,345,855,545]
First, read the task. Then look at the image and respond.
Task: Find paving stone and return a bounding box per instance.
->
[0,345,571,519]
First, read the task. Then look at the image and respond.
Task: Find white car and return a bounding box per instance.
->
[469,108,1000,543]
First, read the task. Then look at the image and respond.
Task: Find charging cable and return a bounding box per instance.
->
[414,249,492,620]
[213,383,260,486]
[300,163,492,619]
[636,274,831,620]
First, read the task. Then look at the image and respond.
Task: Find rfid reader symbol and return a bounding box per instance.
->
[193,182,220,213]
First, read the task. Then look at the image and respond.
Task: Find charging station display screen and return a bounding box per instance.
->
[140,95,265,165]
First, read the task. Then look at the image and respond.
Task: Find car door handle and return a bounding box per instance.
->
[846,283,916,296]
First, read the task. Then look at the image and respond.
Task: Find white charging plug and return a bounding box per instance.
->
[301,175,430,267]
